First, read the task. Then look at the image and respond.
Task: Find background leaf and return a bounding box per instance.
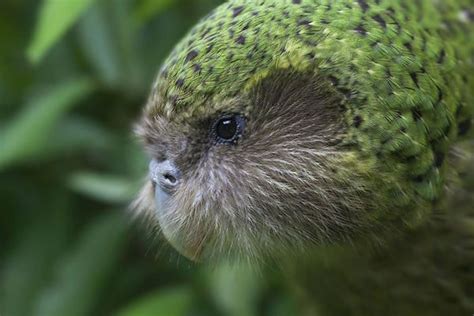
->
[0,206,73,316]
[68,172,141,203]
[77,2,123,88]
[27,0,97,64]
[116,287,194,316]
[133,0,175,26]
[32,211,128,316]
[0,77,95,170]
[38,116,116,160]
[208,264,263,316]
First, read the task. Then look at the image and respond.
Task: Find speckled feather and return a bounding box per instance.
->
[146,0,473,228]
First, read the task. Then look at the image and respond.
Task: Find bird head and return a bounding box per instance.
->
[134,0,465,261]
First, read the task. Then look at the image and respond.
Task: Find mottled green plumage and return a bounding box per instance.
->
[148,0,473,230]
[141,0,474,314]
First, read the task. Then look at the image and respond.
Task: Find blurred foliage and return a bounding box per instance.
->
[0,0,294,315]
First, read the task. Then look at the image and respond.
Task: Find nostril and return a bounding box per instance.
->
[163,173,177,185]
[150,159,181,189]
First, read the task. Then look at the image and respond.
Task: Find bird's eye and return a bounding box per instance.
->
[212,114,245,144]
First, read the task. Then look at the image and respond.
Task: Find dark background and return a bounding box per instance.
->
[0,0,295,315]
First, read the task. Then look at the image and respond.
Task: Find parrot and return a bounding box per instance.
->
[133,0,474,314]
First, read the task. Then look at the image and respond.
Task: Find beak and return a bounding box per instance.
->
[150,159,205,261]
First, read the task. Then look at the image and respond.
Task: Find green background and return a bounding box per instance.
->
[0,0,295,315]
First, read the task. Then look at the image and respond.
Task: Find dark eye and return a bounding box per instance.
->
[213,114,245,144]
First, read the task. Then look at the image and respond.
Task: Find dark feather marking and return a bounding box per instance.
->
[232,6,245,18]
[357,0,369,13]
[437,49,446,64]
[185,50,199,63]
[373,14,386,28]
[236,35,246,45]
[354,24,367,35]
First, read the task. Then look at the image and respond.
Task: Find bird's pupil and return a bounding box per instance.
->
[216,117,237,140]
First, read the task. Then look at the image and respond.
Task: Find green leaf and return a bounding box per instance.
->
[116,287,194,316]
[77,2,122,87]
[39,116,116,159]
[68,172,140,203]
[0,209,73,316]
[112,0,146,95]
[79,0,145,94]
[208,263,263,316]
[133,0,175,26]
[0,77,95,170]
[33,211,128,316]
[27,0,97,64]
